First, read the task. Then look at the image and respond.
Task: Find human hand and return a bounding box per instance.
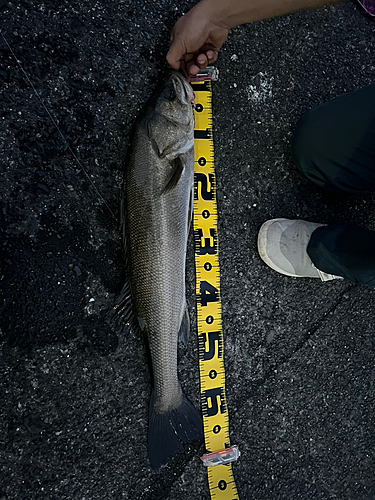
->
[166,1,229,78]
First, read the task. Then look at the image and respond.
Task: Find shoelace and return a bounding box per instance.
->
[312,264,344,282]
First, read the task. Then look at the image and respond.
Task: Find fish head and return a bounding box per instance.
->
[153,70,194,125]
[147,70,195,160]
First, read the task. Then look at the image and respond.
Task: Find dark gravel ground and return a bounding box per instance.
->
[1,0,374,499]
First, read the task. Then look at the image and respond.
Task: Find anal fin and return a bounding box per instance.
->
[177,303,190,346]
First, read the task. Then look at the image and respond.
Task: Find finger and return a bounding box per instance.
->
[166,52,181,70]
[166,39,185,69]
[187,61,200,77]
[179,60,190,81]
[206,50,218,63]
[199,43,219,55]
[196,53,208,69]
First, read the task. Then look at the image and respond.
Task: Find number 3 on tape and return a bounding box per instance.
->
[191,68,240,500]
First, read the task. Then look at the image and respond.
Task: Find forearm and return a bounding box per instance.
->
[206,0,343,28]
[166,0,343,74]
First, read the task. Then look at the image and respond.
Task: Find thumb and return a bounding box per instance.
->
[166,38,186,69]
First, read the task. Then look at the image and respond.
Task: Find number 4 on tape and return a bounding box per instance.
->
[191,67,240,500]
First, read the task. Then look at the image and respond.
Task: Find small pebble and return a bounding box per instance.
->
[37,183,50,194]
[74,266,82,276]
[267,330,276,344]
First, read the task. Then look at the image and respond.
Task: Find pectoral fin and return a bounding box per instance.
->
[162,156,184,195]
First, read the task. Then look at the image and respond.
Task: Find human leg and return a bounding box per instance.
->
[292,83,375,194]
[258,84,375,286]
[307,224,375,286]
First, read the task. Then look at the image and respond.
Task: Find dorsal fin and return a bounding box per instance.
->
[106,280,135,337]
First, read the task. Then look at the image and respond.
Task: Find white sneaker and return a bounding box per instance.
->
[257,218,343,281]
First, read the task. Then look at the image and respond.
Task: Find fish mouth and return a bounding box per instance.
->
[169,70,195,106]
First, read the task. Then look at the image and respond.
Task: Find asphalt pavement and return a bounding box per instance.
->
[0,0,374,499]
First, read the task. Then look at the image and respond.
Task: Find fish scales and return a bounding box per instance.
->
[119,70,203,468]
[127,132,192,411]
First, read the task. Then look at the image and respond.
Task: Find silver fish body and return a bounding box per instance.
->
[120,70,202,468]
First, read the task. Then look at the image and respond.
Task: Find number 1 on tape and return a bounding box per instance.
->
[191,69,240,500]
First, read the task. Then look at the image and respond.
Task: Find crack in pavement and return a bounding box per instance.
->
[234,283,355,404]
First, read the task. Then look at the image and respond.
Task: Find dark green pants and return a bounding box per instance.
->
[291,83,375,286]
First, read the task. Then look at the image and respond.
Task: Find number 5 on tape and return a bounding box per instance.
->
[192,67,240,500]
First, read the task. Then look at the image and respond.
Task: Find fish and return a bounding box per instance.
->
[114,70,203,469]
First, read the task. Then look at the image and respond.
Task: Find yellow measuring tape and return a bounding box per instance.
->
[192,71,240,500]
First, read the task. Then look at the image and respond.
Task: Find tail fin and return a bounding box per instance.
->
[148,390,203,469]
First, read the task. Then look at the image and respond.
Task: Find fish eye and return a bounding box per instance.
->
[162,87,176,101]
